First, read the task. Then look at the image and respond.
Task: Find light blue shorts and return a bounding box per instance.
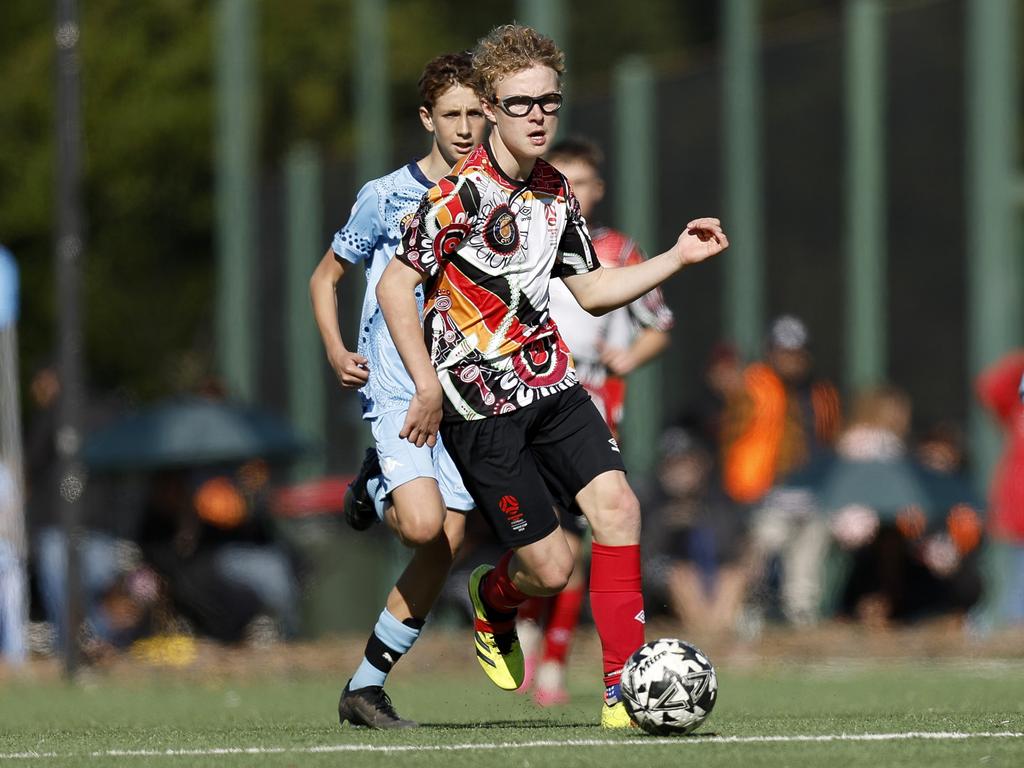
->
[369,409,475,512]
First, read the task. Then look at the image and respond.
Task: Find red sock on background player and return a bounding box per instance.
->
[541,585,585,664]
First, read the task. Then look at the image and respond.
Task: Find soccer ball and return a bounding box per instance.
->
[620,638,717,735]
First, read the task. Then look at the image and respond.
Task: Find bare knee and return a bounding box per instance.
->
[516,544,573,595]
[533,560,572,594]
[394,510,444,547]
[584,479,641,545]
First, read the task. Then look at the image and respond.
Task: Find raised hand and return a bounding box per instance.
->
[675,217,729,267]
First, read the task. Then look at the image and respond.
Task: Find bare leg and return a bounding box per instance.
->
[708,563,750,634]
[667,562,709,630]
[383,477,465,621]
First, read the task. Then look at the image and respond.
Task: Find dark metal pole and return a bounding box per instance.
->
[614,56,659,478]
[843,0,887,393]
[285,144,325,480]
[967,0,1022,495]
[215,0,257,402]
[54,0,85,678]
[722,0,765,362]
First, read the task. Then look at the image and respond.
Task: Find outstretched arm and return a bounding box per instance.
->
[309,248,369,389]
[376,258,442,448]
[601,327,671,376]
[562,218,728,316]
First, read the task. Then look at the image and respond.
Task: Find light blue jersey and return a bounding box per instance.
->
[332,162,432,419]
[332,162,475,512]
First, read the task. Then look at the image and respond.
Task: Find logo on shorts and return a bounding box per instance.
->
[634,610,646,624]
[608,438,620,453]
[381,456,403,474]
[499,494,527,533]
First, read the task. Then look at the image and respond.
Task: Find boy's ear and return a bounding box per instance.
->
[481,97,498,125]
[418,105,433,133]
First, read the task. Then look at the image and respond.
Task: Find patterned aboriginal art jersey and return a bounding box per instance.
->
[397,143,601,422]
[548,227,675,435]
[332,162,432,419]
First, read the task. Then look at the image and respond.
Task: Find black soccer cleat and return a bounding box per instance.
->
[344,447,381,531]
[338,682,417,729]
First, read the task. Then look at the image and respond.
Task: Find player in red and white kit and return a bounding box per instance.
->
[376,24,726,727]
[517,138,674,706]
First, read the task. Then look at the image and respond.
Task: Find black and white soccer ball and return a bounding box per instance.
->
[620,638,717,735]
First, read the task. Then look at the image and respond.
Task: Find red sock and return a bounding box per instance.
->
[541,584,585,664]
[481,550,529,615]
[589,542,644,692]
[517,596,548,623]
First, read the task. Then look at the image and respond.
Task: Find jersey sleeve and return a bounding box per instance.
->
[395,174,478,279]
[332,181,384,265]
[621,242,675,332]
[552,188,600,278]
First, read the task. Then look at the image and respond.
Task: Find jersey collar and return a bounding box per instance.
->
[406,161,432,189]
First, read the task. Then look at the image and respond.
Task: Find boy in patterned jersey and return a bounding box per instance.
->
[309,52,486,729]
[518,137,675,707]
[376,24,727,727]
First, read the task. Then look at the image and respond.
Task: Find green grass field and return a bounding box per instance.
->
[1,654,1022,768]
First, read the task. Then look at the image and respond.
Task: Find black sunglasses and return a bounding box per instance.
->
[491,92,563,117]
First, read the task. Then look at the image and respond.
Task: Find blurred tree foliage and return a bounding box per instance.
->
[0,0,826,402]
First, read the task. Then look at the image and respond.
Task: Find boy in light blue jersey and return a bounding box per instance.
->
[309,52,486,729]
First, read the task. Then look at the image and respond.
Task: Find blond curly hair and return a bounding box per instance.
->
[472,24,565,100]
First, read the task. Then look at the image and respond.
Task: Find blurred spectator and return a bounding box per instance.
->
[721,315,842,504]
[830,386,929,627]
[909,423,984,621]
[676,342,745,453]
[648,428,749,635]
[976,351,1024,624]
[139,460,300,642]
[0,460,26,663]
[723,316,841,625]
[26,366,151,655]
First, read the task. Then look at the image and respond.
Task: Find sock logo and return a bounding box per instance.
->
[634,610,646,624]
[499,494,527,533]
[381,651,394,664]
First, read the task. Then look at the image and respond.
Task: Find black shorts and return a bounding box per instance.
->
[558,502,590,536]
[440,385,626,547]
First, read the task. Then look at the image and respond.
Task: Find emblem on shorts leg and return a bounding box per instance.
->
[608,438,620,453]
[499,494,527,533]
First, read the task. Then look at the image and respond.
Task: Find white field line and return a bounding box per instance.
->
[0,731,1022,760]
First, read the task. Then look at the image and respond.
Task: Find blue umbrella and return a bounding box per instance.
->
[84,397,307,471]
[819,457,932,521]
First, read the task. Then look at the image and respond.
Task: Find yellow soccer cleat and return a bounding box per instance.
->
[600,700,636,729]
[468,565,525,691]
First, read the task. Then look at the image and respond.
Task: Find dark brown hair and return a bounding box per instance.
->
[547,137,604,171]
[418,51,477,110]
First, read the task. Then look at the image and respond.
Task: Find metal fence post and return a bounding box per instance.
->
[614,56,660,478]
[285,144,326,480]
[722,0,765,362]
[215,0,258,401]
[844,0,887,394]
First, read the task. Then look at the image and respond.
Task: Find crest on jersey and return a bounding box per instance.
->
[483,204,520,255]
